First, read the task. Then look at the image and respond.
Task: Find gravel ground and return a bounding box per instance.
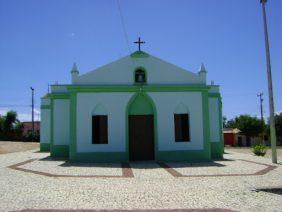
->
[0,141,39,154]
[225,146,282,158]
[0,149,281,211]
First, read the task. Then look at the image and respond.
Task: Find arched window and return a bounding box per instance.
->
[92,104,108,144]
[174,103,190,142]
[135,69,146,83]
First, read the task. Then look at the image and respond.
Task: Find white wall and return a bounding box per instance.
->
[75,55,203,85]
[76,93,134,153]
[209,97,220,142]
[149,92,204,151]
[53,99,70,145]
[40,109,50,144]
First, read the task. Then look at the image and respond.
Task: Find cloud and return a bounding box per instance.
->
[67,32,75,37]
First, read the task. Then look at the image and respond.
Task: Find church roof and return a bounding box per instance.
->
[72,51,207,86]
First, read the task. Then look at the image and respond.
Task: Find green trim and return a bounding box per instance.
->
[156,150,211,162]
[40,143,50,152]
[40,105,51,109]
[50,98,54,154]
[130,51,150,58]
[208,93,221,98]
[50,145,69,158]
[209,95,224,159]
[49,93,70,99]
[202,91,212,160]
[217,95,224,157]
[67,85,210,93]
[211,142,223,159]
[69,91,77,161]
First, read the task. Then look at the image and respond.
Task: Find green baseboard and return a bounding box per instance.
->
[156,150,211,162]
[211,142,224,159]
[40,143,50,152]
[50,145,69,158]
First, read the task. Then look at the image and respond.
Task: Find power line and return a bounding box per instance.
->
[116,0,132,55]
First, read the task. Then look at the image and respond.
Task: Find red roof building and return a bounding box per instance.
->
[22,121,40,136]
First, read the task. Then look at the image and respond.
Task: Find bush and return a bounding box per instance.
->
[253,144,267,156]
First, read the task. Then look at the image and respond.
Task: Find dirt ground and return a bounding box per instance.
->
[225,146,282,158]
[0,141,39,154]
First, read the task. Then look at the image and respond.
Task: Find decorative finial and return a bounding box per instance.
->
[199,63,207,73]
[71,63,79,74]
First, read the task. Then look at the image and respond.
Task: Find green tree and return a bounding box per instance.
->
[226,115,265,138]
[0,111,23,141]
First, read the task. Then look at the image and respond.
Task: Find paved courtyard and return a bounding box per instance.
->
[0,148,281,211]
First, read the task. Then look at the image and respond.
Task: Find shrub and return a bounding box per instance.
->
[253,144,267,156]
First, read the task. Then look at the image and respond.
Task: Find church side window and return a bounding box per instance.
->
[92,115,108,144]
[135,69,146,83]
[174,114,190,142]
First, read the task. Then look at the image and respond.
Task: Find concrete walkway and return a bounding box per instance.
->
[0,149,281,211]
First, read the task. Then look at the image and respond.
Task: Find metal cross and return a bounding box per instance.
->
[134,37,145,51]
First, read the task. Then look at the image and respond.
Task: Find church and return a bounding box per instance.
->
[40,42,223,162]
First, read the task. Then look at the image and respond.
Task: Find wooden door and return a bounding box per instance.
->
[129,115,154,161]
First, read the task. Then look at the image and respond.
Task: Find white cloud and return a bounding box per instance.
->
[67,32,75,37]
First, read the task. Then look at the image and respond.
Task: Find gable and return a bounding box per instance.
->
[73,52,205,85]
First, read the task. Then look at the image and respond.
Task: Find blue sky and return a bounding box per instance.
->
[0,0,281,121]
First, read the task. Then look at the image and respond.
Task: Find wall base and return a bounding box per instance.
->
[211,142,224,159]
[156,150,211,162]
[50,145,69,158]
[40,143,50,152]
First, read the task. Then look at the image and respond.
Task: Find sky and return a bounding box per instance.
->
[0,0,281,122]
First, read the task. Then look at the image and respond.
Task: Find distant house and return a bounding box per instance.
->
[223,128,268,147]
[223,128,240,146]
[22,121,40,136]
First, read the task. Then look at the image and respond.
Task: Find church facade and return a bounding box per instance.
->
[40,51,223,162]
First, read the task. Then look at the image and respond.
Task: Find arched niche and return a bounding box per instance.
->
[92,104,108,115]
[134,67,147,84]
[127,93,154,115]
[174,103,189,114]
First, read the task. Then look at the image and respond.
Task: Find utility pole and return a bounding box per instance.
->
[260,0,277,163]
[257,92,264,144]
[30,87,35,138]
[257,93,264,122]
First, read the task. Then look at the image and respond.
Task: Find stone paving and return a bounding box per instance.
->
[0,149,281,211]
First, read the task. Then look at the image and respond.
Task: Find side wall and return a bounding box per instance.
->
[40,98,51,151]
[50,95,70,157]
[208,93,224,159]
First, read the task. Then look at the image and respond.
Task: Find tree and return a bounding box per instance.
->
[0,111,23,141]
[226,115,265,138]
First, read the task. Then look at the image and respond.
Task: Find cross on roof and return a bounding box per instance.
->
[134,37,145,51]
